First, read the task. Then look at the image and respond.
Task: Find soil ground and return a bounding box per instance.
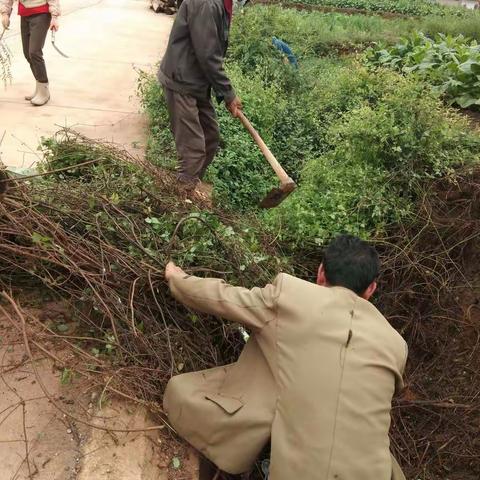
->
[0,310,199,480]
[0,0,173,169]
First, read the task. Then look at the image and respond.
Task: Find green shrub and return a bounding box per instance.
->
[209,58,361,211]
[265,67,480,248]
[208,64,288,210]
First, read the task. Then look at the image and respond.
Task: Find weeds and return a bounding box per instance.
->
[1,136,479,480]
[0,130,290,401]
[272,0,466,17]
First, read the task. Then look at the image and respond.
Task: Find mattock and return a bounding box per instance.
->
[237,110,296,209]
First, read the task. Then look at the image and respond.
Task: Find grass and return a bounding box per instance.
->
[232,5,480,51]
[418,11,480,40]
[230,6,415,58]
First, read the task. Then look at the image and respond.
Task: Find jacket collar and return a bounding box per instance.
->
[224,0,233,23]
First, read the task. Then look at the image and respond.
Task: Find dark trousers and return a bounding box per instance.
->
[21,13,51,84]
[163,87,220,184]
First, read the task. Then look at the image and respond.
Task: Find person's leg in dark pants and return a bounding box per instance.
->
[197,96,220,180]
[21,16,34,76]
[21,16,38,101]
[28,13,51,83]
[163,87,209,186]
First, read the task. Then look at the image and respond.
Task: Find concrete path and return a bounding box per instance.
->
[0,0,173,168]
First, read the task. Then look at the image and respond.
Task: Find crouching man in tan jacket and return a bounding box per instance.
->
[164,234,408,480]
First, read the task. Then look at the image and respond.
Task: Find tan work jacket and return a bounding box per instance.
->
[164,273,408,480]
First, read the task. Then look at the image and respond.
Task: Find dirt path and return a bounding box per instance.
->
[0,0,173,169]
[0,336,87,480]
[0,309,199,480]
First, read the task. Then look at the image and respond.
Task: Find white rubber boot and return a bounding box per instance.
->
[31,83,50,106]
[25,82,40,101]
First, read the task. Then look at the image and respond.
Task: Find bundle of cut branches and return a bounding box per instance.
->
[379,169,480,480]
[0,130,286,406]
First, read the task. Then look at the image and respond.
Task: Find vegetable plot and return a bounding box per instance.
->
[277,0,465,17]
[367,33,480,108]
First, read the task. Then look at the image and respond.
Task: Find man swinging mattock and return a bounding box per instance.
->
[157,0,243,192]
[163,234,409,480]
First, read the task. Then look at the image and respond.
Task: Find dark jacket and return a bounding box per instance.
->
[158,0,235,103]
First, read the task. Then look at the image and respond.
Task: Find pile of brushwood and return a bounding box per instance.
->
[0,131,479,479]
[379,168,480,479]
[0,131,288,404]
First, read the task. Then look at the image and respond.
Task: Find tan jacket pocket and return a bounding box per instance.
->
[205,393,244,414]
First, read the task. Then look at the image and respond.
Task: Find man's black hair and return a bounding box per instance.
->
[323,235,380,296]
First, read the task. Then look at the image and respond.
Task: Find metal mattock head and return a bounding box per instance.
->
[260,180,296,209]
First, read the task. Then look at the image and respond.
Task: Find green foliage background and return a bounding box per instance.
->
[139,5,480,249]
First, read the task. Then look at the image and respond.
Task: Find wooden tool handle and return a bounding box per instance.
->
[237,111,292,184]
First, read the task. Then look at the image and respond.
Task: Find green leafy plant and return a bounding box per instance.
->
[366,32,480,108]
[265,65,480,248]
